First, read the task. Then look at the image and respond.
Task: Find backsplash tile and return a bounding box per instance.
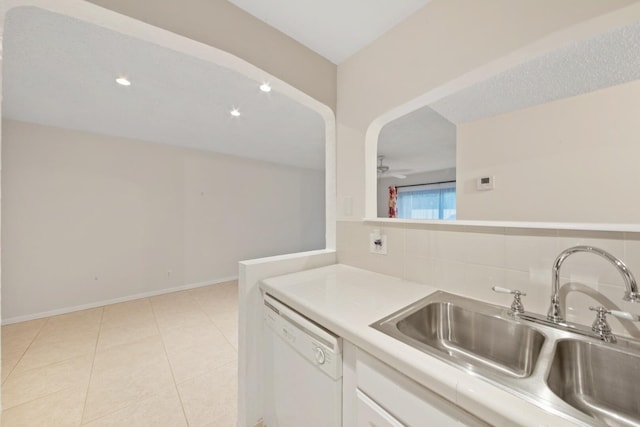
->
[504,230,558,273]
[623,236,640,280]
[564,290,601,327]
[430,230,470,262]
[462,264,506,302]
[431,259,467,289]
[557,230,627,285]
[402,255,431,285]
[338,220,640,339]
[597,283,634,311]
[503,269,549,314]
[404,228,431,258]
[463,231,505,268]
[382,224,406,257]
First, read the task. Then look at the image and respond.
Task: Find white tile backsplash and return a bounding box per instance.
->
[430,230,470,262]
[557,230,626,285]
[462,264,507,302]
[506,270,549,313]
[402,255,431,285]
[463,231,505,268]
[564,290,600,327]
[404,228,431,257]
[338,220,640,339]
[504,230,558,273]
[380,224,406,257]
[624,236,640,280]
[431,259,467,289]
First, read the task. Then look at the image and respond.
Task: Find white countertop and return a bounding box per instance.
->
[260,264,586,427]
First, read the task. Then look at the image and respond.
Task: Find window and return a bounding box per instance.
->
[397,181,456,220]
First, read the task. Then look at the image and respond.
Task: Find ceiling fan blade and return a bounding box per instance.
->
[390,173,407,179]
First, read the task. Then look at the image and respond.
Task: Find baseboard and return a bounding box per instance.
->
[1,275,238,325]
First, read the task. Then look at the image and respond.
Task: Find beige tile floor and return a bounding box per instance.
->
[0,280,239,427]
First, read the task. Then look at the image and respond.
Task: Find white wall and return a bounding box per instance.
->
[336,0,637,220]
[457,79,640,223]
[0,0,337,419]
[1,119,325,322]
[377,168,456,217]
[335,1,640,341]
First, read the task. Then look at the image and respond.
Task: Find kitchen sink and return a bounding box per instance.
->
[371,292,545,378]
[547,339,640,427]
[371,290,640,426]
[369,245,640,424]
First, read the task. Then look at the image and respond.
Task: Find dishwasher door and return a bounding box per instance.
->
[263,293,343,427]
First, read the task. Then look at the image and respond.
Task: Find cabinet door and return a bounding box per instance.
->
[356,389,405,427]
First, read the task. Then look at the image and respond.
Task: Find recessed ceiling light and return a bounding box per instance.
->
[259,82,271,93]
[230,108,241,117]
[115,76,131,86]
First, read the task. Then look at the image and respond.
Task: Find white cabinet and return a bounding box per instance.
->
[356,389,404,427]
[343,341,488,427]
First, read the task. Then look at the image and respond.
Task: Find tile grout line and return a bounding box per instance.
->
[1,310,103,420]
[77,319,170,422]
[209,316,238,354]
[79,299,175,424]
[79,307,105,426]
[2,317,88,411]
[3,285,237,424]
[195,282,239,353]
[149,296,192,426]
[180,286,239,425]
[194,296,239,354]
[1,318,48,386]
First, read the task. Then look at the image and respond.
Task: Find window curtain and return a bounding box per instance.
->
[397,182,456,220]
[388,186,398,218]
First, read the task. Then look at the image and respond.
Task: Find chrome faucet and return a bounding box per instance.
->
[547,245,640,323]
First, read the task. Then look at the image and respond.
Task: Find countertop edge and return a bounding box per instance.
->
[259,264,586,427]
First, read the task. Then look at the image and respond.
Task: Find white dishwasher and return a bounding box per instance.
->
[263,293,343,427]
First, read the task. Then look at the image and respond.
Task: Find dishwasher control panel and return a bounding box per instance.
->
[263,293,342,380]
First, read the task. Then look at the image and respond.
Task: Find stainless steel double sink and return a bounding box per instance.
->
[371,291,640,426]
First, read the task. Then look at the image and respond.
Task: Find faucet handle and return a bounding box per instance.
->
[589,306,640,322]
[492,286,526,315]
[589,306,615,341]
[492,286,527,296]
[588,306,640,342]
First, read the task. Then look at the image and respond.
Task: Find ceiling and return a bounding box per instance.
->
[4,3,442,174]
[2,6,326,171]
[430,21,640,124]
[9,5,639,179]
[378,107,455,174]
[379,20,640,177]
[228,0,431,64]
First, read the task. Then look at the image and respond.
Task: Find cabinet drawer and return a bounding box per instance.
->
[356,389,404,427]
[355,348,487,426]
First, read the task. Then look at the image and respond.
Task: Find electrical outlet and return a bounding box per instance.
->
[369,231,387,255]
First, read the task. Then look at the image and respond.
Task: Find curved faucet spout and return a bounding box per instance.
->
[547,245,640,323]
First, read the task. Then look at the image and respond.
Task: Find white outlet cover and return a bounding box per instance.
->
[369,233,387,255]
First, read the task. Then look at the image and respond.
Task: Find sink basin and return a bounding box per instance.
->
[372,291,640,425]
[396,302,545,377]
[547,339,640,426]
[371,292,545,378]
